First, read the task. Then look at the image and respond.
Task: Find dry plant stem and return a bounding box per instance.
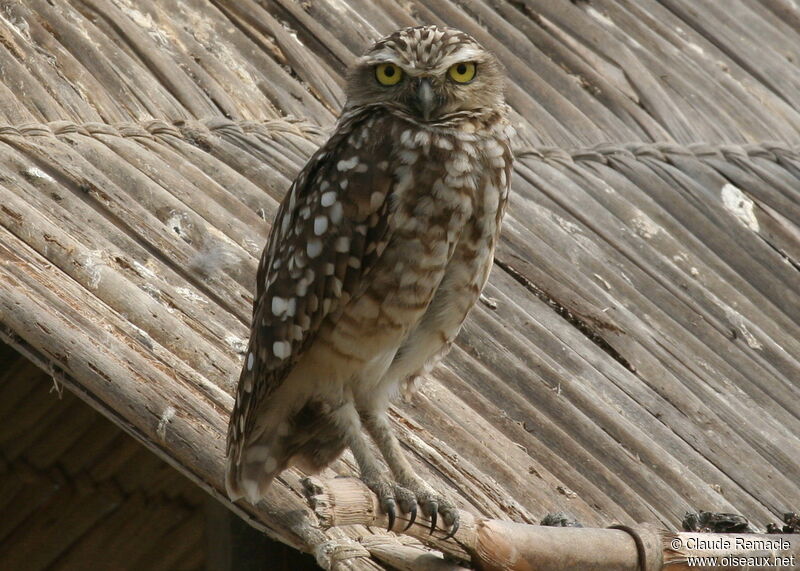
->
[303,476,474,560]
[305,477,800,571]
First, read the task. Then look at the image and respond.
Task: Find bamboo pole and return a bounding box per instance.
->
[304,477,800,571]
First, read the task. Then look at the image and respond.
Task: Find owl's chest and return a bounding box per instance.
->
[366,128,507,305]
[389,126,508,251]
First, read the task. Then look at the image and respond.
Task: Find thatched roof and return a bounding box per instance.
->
[1,1,798,568]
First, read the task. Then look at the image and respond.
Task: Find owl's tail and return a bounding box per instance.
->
[225,402,349,504]
[225,437,286,504]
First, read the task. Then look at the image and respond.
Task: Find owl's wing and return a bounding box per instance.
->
[227,114,395,462]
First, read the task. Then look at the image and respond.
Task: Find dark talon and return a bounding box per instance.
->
[403,504,417,531]
[429,507,438,534]
[386,503,396,532]
[442,518,460,540]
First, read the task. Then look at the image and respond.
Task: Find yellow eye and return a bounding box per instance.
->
[375,63,403,86]
[448,61,476,83]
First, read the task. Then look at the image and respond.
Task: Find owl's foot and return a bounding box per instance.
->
[364,477,459,537]
[362,477,418,532]
[358,410,460,538]
[404,481,460,539]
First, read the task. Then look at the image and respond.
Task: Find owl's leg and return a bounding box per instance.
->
[361,410,460,538]
[333,402,417,531]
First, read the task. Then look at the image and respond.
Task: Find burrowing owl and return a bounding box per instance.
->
[226,25,514,537]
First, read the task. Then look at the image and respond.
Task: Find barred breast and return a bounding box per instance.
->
[324,112,515,407]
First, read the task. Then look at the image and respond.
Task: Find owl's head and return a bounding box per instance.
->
[345,26,506,123]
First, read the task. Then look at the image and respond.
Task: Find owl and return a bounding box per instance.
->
[226,25,514,538]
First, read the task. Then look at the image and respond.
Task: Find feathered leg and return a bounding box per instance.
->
[333,402,417,531]
[361,409,460,537]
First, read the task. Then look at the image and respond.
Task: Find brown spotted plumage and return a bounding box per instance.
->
[226,25,514,536]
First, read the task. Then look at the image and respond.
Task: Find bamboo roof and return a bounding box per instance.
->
[1,1,798,568]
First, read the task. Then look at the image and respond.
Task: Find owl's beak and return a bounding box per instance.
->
[414,78,436,121]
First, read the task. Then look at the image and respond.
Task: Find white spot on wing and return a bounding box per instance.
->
[314,215,329,236]
[273,341,291,359]
[272,296,288,316]
[337,156,359,171]
[329,202,343,224]
[321,191,338,207]
[285,297,297,317]
[307,239,323,258]
[335,236,350,253]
